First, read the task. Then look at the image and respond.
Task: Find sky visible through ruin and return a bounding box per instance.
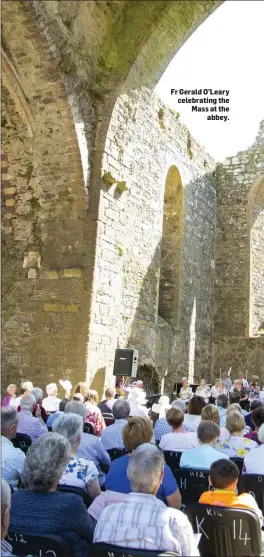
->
[156,0,264,162]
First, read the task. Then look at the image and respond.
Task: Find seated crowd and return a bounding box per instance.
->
[1,373,264,556]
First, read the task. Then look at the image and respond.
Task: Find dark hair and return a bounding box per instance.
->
[210,459,239,489]
[217,394,228,409]
[252,406,264,429]
[229,392,241,405]
[188,396,206,415]
[166,407,184,429]
[59,398,71,412]
[250,399,263,411]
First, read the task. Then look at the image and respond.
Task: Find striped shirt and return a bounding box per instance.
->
[93,492,199,555]
[17,410,47,442]
[101,419,127,450]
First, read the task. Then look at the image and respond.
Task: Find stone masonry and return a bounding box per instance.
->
[2,0,263,396]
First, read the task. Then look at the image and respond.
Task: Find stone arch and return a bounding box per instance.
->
[158,165,183,326]
[137,364,160,395]
[1,1,91,389]
[248,176,264,336]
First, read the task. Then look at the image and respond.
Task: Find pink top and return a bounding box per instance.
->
[88,490,126,521]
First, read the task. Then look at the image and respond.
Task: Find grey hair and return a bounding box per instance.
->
[113,398,130,419]
[1,407,18,431]
[1,479,11,518]
[23,433,71,492]
[52,412,83,446]
[171,399,186,413]
[127,443,164,494]
[31,387,43,403]
[20,393,36,411]
[65,400,86,420]
[46,383,57,396]
[258,423,264,444]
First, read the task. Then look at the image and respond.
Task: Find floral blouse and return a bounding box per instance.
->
[59,457,98,492]
[216,435,258,458]
[84,401,106,437]
[179,387,193,401]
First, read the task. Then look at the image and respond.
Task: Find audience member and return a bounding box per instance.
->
[229,391,248,415]
[179,377,193,403]
[98,388,116,415]
[46,398,70,428]
[101,398,130,450]
[245,399,263,430]
[1,407,25,489]
[184,396,205,432]
[201,404,229,439]
[53,412,101,500]
[29,387,47,423]
[180,420,229,469]
[244,406,264,445]
[105,416,181,508]
[2,385,18,408]
[65,401,111,487]
[80,386,105,436]
[1,479,14,557]
[94,443,198,555]
[195,378,211,403]
[17,394,47,442]
[152,397,187,442]
[9,433,94,556]
[243,423,264,474]
[128,387,148,417]
[42,383,61,412]
[217,393,228,427]
[199,459,263,526]
[217,411,258,457]
[159,407,198,451]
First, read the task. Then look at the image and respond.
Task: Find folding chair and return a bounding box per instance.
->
[184,503,262,556]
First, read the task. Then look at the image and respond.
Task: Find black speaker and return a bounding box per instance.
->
[113,349,138,378]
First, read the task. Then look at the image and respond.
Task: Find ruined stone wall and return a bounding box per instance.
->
[213,121,264,380]
[1,2,92,391]
[87,88,216,391]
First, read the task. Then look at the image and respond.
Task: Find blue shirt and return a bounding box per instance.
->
[105,454,178,504]
[10,489,94,557]
[180,444,229,470]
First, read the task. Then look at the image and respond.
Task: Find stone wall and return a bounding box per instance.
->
[213,121,264,380]
[86,88,216,391]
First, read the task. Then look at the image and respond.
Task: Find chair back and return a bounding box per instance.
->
[57,484,91,507]
[174,468,210,505]
[91,543,179,556]
[84,422,95,435]
[107,448,128,461]
[230,457,244,474]
[102,412,115,426]
[12,433,32,454]
[238,474,264,513]
[184,503,262,557]
[6,531,71,557]
[163,451,182,476]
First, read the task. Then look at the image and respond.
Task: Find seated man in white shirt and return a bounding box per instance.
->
[1,407,25,489]
[93,443,199,555]
[42,383,61,412]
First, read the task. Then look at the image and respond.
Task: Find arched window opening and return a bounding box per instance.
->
[249,177,264,336]
[158,166,183,326]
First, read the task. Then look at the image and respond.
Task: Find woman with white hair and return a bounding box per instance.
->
[42,383,61,412]
[9,433,94,556]
[243,423,264,474]
[53,412,101,500]
[217,411,258,458]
